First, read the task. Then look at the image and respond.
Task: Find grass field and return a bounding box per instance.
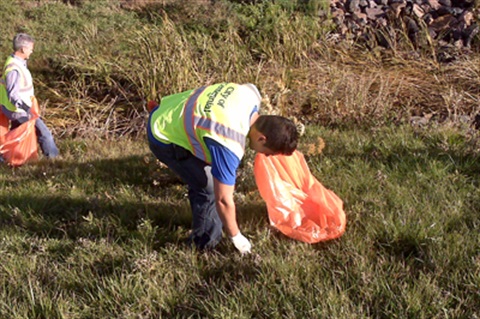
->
[1,0,479,318]
[1,124,479,318]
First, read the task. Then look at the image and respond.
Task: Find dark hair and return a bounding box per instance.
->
[254,115,298,155]
[13,33,34,52]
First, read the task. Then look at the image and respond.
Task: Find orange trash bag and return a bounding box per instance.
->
[254,150,346,243]
[0,96,40,166]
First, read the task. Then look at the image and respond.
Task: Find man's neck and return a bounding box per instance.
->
[13,52,26,61]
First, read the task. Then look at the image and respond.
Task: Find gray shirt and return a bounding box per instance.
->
[5,54,31,111]
[1,55,31,121]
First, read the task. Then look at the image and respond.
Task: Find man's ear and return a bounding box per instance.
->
[258,135,267,144]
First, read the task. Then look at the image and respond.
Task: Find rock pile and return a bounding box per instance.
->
[330,0,479,50]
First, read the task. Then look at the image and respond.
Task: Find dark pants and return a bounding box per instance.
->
[148,135,223,250]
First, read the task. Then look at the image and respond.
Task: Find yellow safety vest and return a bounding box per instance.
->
[149,83,261,163]
[0,55,34,112]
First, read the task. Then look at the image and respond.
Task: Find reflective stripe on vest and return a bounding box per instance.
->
[149,83,259,164]
[183,86,247,161]
[0,56,34,112]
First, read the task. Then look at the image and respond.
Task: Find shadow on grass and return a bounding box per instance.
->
[1,155,177,241]
[0,155,271,249]
[0,192,187,240]
[25,154,160,188]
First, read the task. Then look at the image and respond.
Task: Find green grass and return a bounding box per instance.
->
[0,0,479,317]
[1,124,479,318]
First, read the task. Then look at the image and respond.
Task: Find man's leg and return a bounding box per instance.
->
[34,118,59,158]
[148,141,223,250]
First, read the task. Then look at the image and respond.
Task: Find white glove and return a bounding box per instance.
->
[230,232,252,254]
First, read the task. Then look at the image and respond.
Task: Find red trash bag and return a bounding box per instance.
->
[0,97,39,166]
[254,150,346,243]
[147,100,158,112]
[0,110,8,143]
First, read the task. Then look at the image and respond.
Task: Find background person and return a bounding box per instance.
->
[147,83,298,254]
[0,33,59,159]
